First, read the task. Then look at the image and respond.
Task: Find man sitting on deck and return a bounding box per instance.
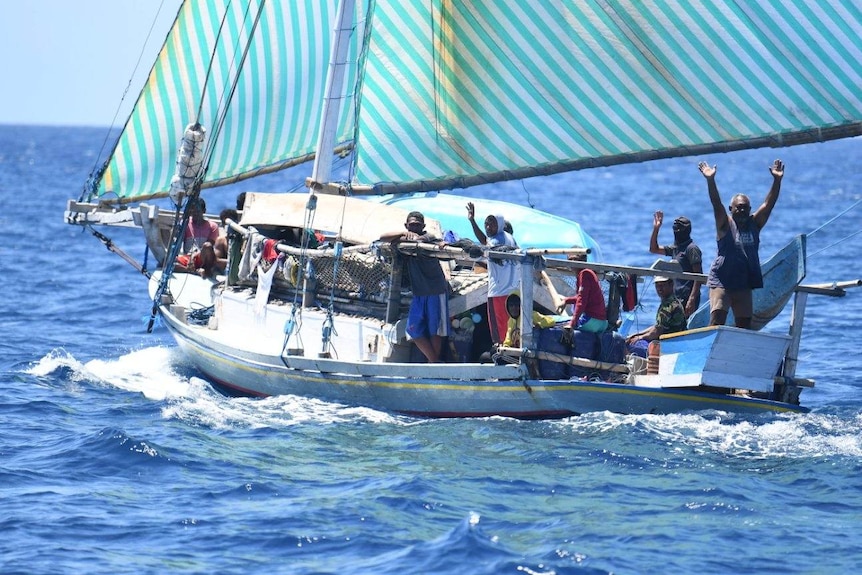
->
[625,276,686,357]
[174,197,220,278]
[501,292,556,348]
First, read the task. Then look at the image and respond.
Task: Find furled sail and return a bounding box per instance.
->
[352,0,862,194]
[89,0,361,202]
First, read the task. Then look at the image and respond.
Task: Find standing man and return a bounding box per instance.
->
[698,159,784,329]
[649,211,703,318]
[381,211,450,362]
[466,202,519,344]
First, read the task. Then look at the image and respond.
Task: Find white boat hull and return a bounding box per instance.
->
[155,273,807,418]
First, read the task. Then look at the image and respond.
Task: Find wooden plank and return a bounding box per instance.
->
[795,280,861,297]
[634,373,702,388]
[543,257,707,283]
[497,346,630,374]
[774,376,815,388]
[701,371,775,393]
[659,326,789,380]
[283,355,526,380]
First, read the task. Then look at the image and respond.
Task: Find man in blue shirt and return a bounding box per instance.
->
[382,211,450,362]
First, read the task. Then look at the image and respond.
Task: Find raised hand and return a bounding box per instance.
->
[770,159,784,179]
[698,161,716,179]
[653,210,663,228]
[466,202,475,220]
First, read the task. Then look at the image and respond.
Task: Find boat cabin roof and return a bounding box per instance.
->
[241,192,443,245]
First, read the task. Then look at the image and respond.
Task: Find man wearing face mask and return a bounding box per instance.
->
[698,159,785,329]
[649,211,703,318]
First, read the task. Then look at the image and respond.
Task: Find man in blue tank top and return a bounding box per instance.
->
[698,159,784,329]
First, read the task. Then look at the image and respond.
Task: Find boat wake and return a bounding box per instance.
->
[560,411,862,458]
[29,347,404,428]
[28,347,194,401]
[27,348,862,457]
[161,385,403,430]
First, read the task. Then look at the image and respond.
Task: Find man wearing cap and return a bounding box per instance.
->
[649,211,703,318]
[381,211,450,362]
[625,276,686,354]
[698,159,784,329]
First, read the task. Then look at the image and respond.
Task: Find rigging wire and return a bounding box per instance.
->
[87,225,151,278]
[199,0,266,178]
[804,197,862,259]
[81,0,174,202]
[196,0,234,124]
[806,196,862,237]
[808,228,862,259]
[319,195,352,358]
[347,4,370,188]
[149,0,266,331]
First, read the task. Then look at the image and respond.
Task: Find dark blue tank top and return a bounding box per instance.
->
[707,219,762,290]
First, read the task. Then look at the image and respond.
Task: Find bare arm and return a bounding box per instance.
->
[699,161,728,240]
[753,159,783,229]
[379,230,405,242]
[466,202,487,245]
[685,257,703,318]
[649,210,664,255]
[626,323,666,344]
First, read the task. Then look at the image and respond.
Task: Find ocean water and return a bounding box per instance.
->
[2,124,862,574]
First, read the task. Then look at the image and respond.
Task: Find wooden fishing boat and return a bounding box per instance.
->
[148,203,856,417]
[66,1,862,418]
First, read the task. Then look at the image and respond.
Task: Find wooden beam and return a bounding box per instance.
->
[496,346,630,374]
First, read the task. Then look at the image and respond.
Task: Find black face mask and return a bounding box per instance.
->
[673,229,690,244]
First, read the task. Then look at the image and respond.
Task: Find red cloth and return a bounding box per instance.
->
[262,239,279,263]
[564,269,606,322]
[177,253,202,268]
[487,296,509,344]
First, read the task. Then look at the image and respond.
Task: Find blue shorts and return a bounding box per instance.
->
[406,294,450,339]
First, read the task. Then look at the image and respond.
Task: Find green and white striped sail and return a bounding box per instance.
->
[92,0,359,202]
[352,0,862,193]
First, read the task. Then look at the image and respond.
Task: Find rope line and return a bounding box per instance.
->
[808,227,862,259]
[196,0,233,123]
[81,0,173,202]
[807,197,862,237]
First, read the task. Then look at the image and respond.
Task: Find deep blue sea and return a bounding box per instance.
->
[2,124,862,574]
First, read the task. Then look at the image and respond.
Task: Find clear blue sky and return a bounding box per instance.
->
[0,0,182,127]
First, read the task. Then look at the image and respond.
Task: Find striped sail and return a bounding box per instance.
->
[352,0,862,193]
[91,0,360,202]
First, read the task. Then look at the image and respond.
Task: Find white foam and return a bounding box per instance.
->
[161,386,402,430]
[30,347,406,429]
[559,410,862,458]
[30,346,193,401]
